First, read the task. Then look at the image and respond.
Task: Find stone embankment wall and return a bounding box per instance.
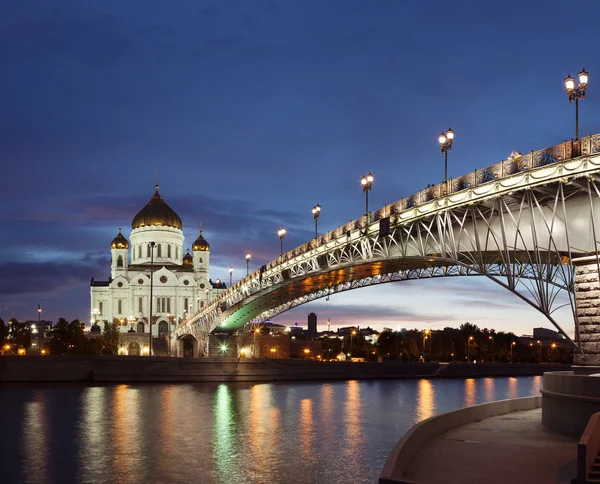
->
[574,255,600,365]
[0,356,570,383]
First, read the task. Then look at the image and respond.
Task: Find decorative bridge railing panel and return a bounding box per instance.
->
[172,134,600,354]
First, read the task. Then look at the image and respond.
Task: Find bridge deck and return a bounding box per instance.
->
[401,408,576,484]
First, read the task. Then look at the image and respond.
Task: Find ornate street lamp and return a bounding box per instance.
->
[312,204,321,239]
[245,253,251,275]
[229,266,233,287]
[148,241,156,356]
[277,227,286,256]
[360,173,374,224]
[438,128,455,185]
[467,335,474,363]
[564,68,589,140]
[510,341,516,364]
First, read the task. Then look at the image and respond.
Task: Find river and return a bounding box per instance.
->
[0,376,542,484]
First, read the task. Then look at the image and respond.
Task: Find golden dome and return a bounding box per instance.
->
[132,185,182,230]
[192,231,210,251]
[111,228,129,249]
[183,249,193,266]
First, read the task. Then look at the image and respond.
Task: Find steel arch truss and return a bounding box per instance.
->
[172,152,600,352]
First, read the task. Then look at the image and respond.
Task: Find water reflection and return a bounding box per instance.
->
[415,379,436,422]
[300,398,314,462]
[464,378,476,407]
[484,377,494,401]
[109,385,143,483]
[213,384,235,480]
[1,377,545,484]
[23,392,48,484]
[508,377,518,399]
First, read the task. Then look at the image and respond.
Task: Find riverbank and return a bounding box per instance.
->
[0,356,570,383]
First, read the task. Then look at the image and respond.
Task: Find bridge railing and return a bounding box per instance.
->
[266,134,600,271]
[176,134,600,333]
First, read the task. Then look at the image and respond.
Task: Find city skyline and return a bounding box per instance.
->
[1,1,599,336]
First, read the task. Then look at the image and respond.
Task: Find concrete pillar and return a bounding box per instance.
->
[574,255,600,365]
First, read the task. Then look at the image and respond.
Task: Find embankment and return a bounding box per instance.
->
[0,356,570,383]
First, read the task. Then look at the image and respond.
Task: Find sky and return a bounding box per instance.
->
[1,0,599,336]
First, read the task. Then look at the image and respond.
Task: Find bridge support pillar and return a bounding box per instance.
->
[574,255,600,365]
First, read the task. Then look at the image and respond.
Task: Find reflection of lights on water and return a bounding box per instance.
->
[508,377,518,399]
[484,377,494,401]
[532,375,542,394]
[300,398,314,462]
[416,379,436,422]
[23,395,48,483]
[465,378,476,407]
[344,380,362,476]
[214,384,235,479]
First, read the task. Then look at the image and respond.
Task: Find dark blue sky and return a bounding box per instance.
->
[1,0,599,333]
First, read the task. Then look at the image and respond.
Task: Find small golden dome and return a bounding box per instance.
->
[111,228,129,249]
[183,249,193,266]
[192,231,210,251]
[131,185,182,230]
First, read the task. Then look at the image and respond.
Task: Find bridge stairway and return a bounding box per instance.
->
[589,453,600,482]
[207,334,238,357]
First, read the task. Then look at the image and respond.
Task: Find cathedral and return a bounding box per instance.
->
[90,183,221,356]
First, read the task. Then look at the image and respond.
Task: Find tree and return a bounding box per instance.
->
[8,318,32,350]
[67,319,87,354]
[0,318,6,348]
[377,328,402,358]
[102,322,119,355]
[50,318,70,354]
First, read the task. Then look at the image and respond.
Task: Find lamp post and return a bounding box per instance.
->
[312,204,321,238]
[510,341,516,364]
[551,342,557,363]
[423,329,430,356]
[228,266,234,287]
[488,335,494,362]
[350,329,357,359]
[205,288,209,306]
[37,304,42,352]
[245,253,251,275]
[467,335,474,363]
[216,279,221,299]
[564,69,589,140]
[360,173,374,224]
[148,241,156,356]
[254,327,260,357]
[277,227,286,256]
[438,128,455,185]
[537,340,542,364]
[119,318,124,354]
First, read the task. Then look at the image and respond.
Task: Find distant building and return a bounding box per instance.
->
[307,312,317,336]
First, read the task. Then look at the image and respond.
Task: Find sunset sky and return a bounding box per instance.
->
[1,0,599,336]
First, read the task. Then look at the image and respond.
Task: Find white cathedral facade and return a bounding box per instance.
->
[90,184,222,356]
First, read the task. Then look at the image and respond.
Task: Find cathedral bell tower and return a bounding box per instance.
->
[192,227,210,276]
[110,228,129,278]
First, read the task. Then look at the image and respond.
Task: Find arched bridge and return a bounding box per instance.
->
[171,134,600,354]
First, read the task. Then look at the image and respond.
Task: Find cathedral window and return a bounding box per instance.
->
[184,297,189,313]
[201,301,204,308]
[99,302,103,316]
[168,245,171,258]
[137,321,145,333]
[157,244,162,257]
[117,255,123,268]
[167,298,171,313]
[147,245,150,258]
[157,297,160,312]
[158,321,168,335]
[138,297,143,313]
[118,299,122,314]
[176,247,179,260]
[198,257,203,268]
[138,245,142,259]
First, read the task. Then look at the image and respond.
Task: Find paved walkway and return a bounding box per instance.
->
[403,408,578,484]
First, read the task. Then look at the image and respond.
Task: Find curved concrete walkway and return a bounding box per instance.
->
[399,408,577,484]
